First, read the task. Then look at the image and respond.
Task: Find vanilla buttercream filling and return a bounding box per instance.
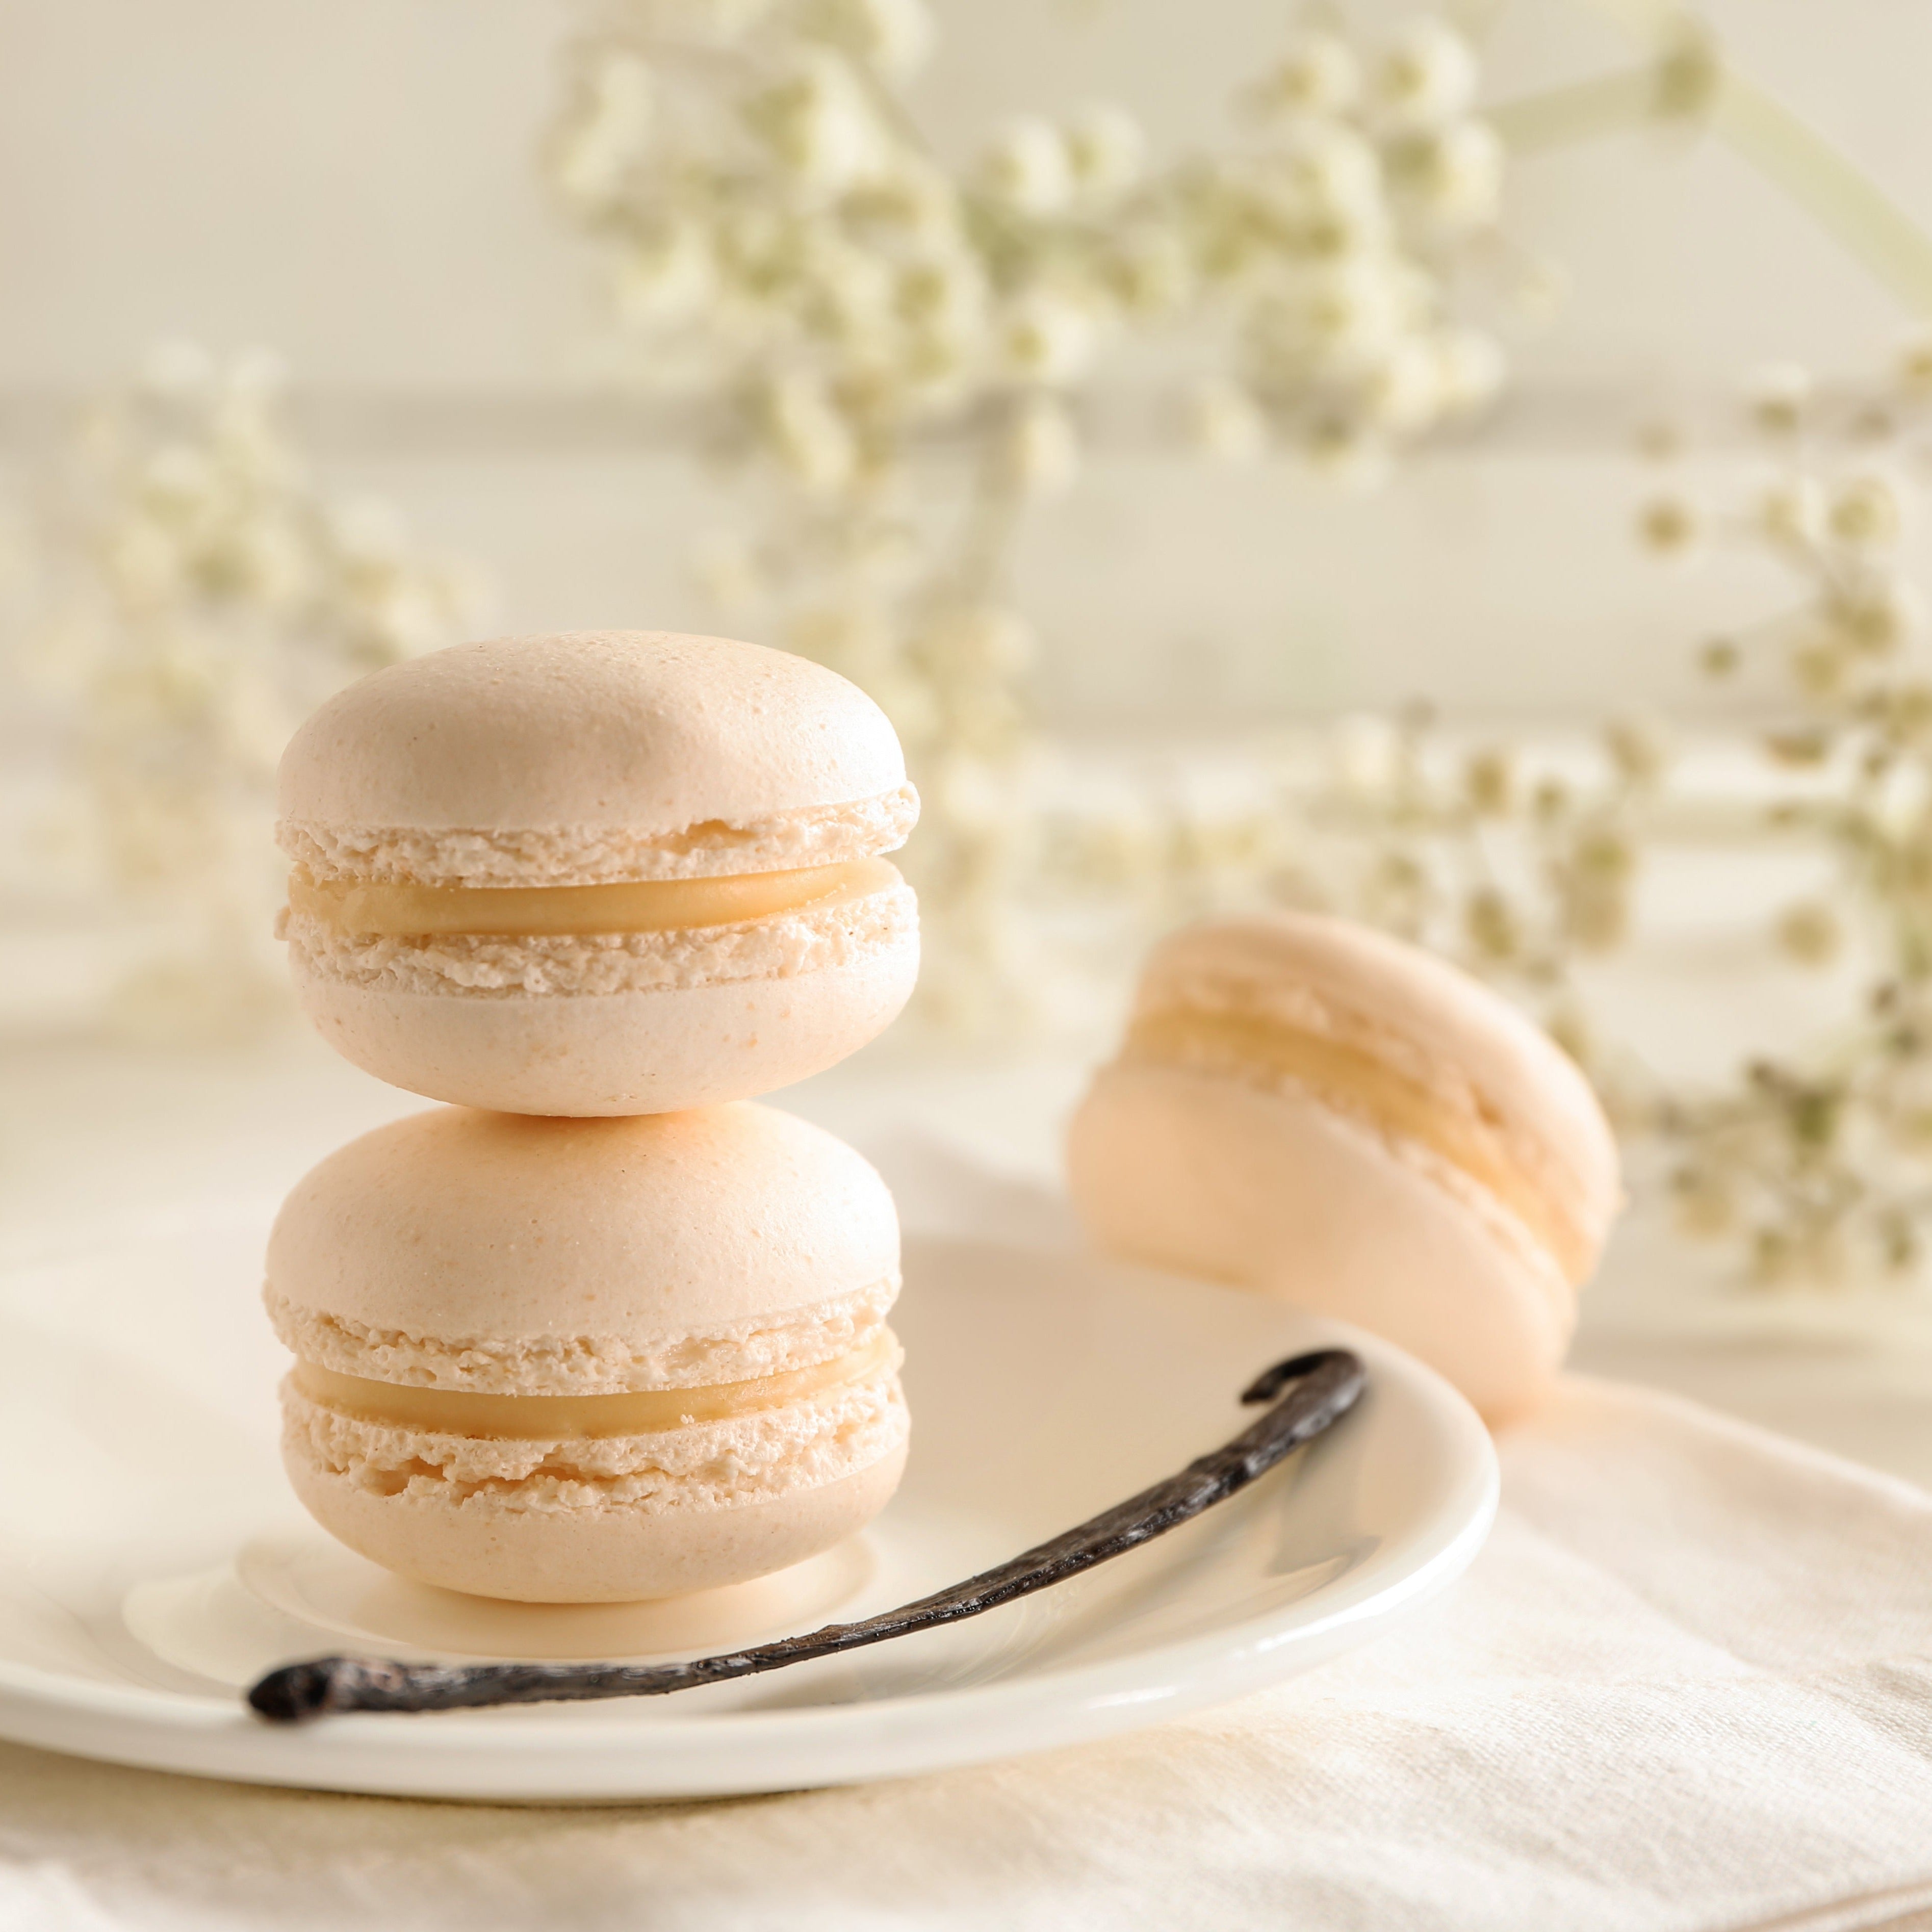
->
[288,856,901,938]
[1122,1006,1591,1282]
[291,1328,899,1439]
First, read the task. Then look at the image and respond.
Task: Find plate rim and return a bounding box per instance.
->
[0,1233,1500,1798]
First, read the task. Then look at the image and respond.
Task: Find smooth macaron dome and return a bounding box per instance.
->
[266,1103,910,1603]
[276,630,920,1115]
[1066,912,1621,1422]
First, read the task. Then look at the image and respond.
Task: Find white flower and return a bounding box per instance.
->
[1273,120,1384,229]
[1259,31,1360,119]
[746,51,885,196]
[1184,376,1267,461]
[806,0,934,80]
[1637,491,1701,557]
[1828,574,1925,653]
[1828,471,1907,551]
[1399,118,1503,231]
[896,249,989,366]
[1897,328,1932,400]
[1755,474,1824,552]
[997,396,1080,497]
[1433,328,1505,418]
[1065,104,1146,200]
[1373,19,1479,133]
[1329,712,1400,797]
[1110,227,1193,316]
[999,291,1096,385]
[980,118,1072,217]
[1358,337,1442,434]
[762,371,858,492]
[1304,417,1389,490]
[554,53,655,209]
[615,222,714,326]
[1747,361,1812,434]
[1289,256,1406,375]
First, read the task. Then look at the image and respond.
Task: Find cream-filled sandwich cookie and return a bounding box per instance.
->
[266,1102,910,1603]
[276,630,919,1115]
[1066,913,1620,1422]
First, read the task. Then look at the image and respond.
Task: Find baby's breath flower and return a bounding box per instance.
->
[996,395,1079,497]
[1828,471,1905,550]
[1065,104,1146,201]
[1637,491,1699,556]
[804,0,934,80]
[1462,745,1514,815]
[1463,885,1518,961]
[999,291,1096,386]
[1775,900,1844,967]
[554,52,655,211]
[1897,328,1932,401]
[615,222,714,327]
[1755,474,1824,552]
[1373,18,1479,134]
[1183,376,1267,462]
[1396,118,1504,232]
[760,370,858,492]
[1273,120,1384,230]
[1747,361,1812,436]
[980,117,1072,218]
[1604,716,1667,788]
[1432,328,1505,419]
[1258,31,1359,120]
[746,51,884,195]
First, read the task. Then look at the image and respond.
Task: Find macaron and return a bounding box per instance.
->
[276,630,919,1116]
[1066,912,1620,1422]
[266,1101,910,1603]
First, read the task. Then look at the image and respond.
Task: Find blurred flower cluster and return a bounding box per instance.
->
[547,0,1517,1020]
[1633,341,1932,1281]
[28,344,483,1035]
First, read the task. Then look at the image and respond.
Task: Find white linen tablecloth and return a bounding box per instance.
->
[5,1042,1932,1930]
[4,1377,1932,1932]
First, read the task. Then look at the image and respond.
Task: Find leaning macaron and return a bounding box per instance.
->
[276,630,919,1116]
[266,1102,909,1603]
[1066,912,1620,1423]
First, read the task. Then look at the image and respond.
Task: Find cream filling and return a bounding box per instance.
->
[291,1329,900,1440]
[1122,1007,1591,1283]
[287,856,902,939]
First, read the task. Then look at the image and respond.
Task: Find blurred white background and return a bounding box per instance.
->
[2,0,1927,729]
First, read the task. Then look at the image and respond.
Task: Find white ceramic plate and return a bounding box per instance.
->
[0,1216,1497,1801]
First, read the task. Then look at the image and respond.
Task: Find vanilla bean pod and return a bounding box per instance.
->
[249,1346,1364,1724]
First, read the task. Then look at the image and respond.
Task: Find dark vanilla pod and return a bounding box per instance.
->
[249,1348,1364,1724]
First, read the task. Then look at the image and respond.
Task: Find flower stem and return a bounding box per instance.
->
[1489,46,1932,316]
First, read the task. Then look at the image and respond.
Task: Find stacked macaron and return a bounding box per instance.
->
[267,631,917,1603]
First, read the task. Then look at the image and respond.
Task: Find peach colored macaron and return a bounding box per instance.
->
[266,1102,910,1603]
[1066,912,1621,1423]
[276,630,919,1116]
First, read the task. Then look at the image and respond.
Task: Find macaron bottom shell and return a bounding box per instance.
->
[1066,1062,1577,1425]
[288,933,918,1116]
[280,1394,911,1605]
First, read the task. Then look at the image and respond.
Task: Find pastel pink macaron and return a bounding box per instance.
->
[276,630,919,1116]
[266,1102,910,1603]
[1066,912,1621,1423]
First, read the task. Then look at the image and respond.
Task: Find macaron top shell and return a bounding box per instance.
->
[1132,913,1620,1259]
[265,1104,900,1392]
[277,631,917,884]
